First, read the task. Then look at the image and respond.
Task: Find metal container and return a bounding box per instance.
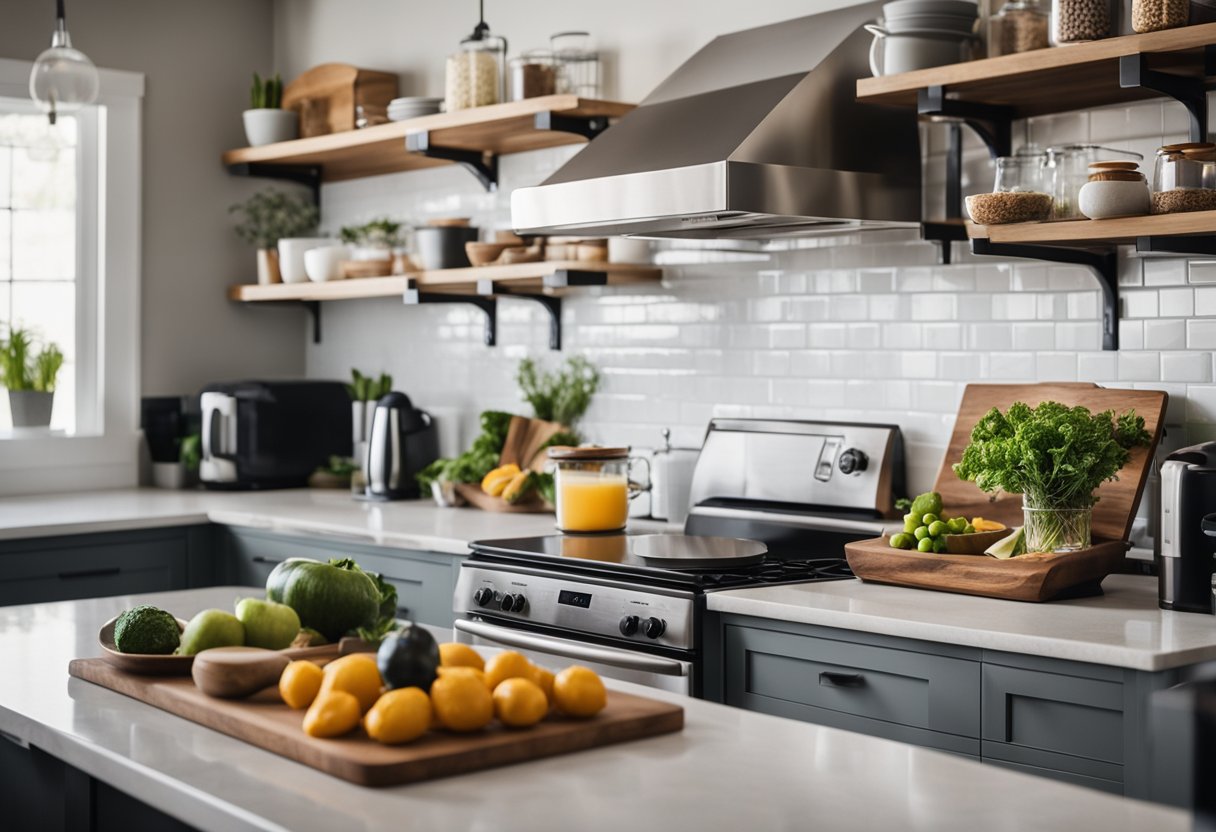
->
[413,225,480,270]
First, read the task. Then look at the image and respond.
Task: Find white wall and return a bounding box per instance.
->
[276,3,1215,522]
[0,0,306,397]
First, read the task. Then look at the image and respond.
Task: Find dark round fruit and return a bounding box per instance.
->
[376,625,440,692]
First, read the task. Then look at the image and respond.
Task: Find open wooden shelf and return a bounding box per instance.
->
[966,210,1216,246]
[857,23,1216,117]
[228,261,662,303]
[221,95,633,183]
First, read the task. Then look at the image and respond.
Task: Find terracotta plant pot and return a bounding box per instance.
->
[256,248,281,285]
[9,390,53,428]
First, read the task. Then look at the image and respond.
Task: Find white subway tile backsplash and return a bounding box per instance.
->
[1144,319,1187,350]
[1078,352,1118,381]
[967,322,1013,351]
[1012,322,1056,351]
[1189,320,1216,349]
[1143,259,1188,287]
[1119,351,1161,381]
[1162,351,1213,383]
[1123,290,1160,318]
[1160,287,1195,317]
[1196,287,1216,317]
[1187,385,1216,422]
[1036,352,1078,381]
[1120,319,1145,350]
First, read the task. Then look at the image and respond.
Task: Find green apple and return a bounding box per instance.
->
[176,609,245,655]
[236,597,301,650]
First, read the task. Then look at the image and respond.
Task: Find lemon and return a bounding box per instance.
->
[553,665,606,718]
[484,650,534,692]
[365,687,432,745]
[303,689,361,738]
[431,669,494,732]
[529,664,555,705]
[321,653,383,713]
[279,660,324,710]
[493,677,549,728]
[437,665,490,689]
[439,642,485,672]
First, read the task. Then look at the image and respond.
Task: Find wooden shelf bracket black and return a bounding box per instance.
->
[971,239,1119,351]
[405,132,498,191]
[533,111,612,140]
[543,269,611,289]
[1119,49,1216,143]
[918,86,1014,160]
[1137,235,1216,255]
[478,280,564,350]
[226,162,322,206]
[403,278,498,346]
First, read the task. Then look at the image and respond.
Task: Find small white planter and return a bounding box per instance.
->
[242,109,298,147]
[278,237,332,284]
[152,461,185,489]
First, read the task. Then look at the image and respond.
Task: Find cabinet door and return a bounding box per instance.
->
[0,529,189,607]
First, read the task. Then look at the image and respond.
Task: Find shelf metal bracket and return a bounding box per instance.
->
[971,239,1120,351]
[405,131,498,191]
[1137,235,1216,256]
[918,86,1013,159]
[246,300,322,343]
[922,221,968,265]
[543,269,611,289]
[1119,50,1216,143]
[226,162,322,206]
[533,111,612,140]
[403,278,498,346]
[478,280,564,350]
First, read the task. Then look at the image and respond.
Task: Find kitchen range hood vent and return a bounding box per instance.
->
[511,2,922,239]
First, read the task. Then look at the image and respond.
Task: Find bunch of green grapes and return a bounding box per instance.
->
[889,512,974,553]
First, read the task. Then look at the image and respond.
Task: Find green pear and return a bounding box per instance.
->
[235,597,300,650]
[176,609,245,656]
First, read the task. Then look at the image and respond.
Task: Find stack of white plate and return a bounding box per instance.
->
[388,97,443,121]
[880,0,978,34]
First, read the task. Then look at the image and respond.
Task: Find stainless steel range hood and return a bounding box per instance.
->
[511,2,922,239]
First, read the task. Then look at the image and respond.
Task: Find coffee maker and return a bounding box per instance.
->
[1159,441,1216,613]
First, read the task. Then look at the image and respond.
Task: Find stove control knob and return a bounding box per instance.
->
[838,448,868,475]
[619,615,639,636]
[511,594,527,612]
[473,587,495,607]
[500,594,516,611]
[644,617,666,639]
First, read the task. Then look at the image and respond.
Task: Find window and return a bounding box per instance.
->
[0,58,142,495]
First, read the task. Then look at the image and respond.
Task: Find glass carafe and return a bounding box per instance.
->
[549,447,648,533]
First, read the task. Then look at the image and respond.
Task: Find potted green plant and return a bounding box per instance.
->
[242,72,296,147]
[953,401,1151,553]
[1,326,64,429]
[340,219,404,262]
[230,188,320,285]
[347,369,393,494]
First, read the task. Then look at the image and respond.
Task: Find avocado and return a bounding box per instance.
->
[377,625,439,692]
[113,605,181,655]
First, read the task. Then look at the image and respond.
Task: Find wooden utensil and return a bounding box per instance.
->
[191,639,363,699]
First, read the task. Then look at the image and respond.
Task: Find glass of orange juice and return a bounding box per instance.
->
[549,447,649,533]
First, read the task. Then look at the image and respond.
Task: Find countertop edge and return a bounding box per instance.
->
[0,513,214,542]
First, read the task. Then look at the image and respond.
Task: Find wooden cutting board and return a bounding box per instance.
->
[68,658,683,787]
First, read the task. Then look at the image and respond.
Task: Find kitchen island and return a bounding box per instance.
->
[0,587,1189,832]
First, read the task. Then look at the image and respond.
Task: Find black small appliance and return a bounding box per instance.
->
[1159,441,1216,613]
[363,392,438,500]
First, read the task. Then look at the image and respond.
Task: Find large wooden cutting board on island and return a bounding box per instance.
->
[845,383,1167,602]
[68,658,683,787]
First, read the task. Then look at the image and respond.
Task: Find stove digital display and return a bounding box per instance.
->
[558,590,593,609]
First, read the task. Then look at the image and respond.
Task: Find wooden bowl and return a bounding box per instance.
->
[944,527,1011,555]
[341,259,393,278]
[99,616,193,676]
[465,241,512,266]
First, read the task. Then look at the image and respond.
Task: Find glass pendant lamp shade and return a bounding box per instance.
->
[29,0,99,125]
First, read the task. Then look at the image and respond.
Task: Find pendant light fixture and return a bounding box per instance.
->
[29,0,99,125]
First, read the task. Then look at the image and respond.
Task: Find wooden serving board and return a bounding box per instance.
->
[844,537,1129,602]
[68,659,683,787]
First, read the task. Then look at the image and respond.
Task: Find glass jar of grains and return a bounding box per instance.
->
[965,152,1054,225]
[1050,0,1111,44]
[987,0,1049,57]
[1152,143,1216,214]
[1132,0,1190,32]
[509,50,558,101]
[445,16,507,112]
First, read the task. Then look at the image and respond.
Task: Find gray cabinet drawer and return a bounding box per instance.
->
[985,756,1123,796]
[350,552,454,628]
[982,661,1125,785]
[723,622,980,744]
[0,530,188,606]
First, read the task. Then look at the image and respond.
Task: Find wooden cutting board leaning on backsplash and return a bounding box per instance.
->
[282,63,398,137]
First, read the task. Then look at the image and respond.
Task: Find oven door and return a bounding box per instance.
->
[453,618,694,696]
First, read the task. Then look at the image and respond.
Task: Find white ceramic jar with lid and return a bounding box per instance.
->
[1078,161,1150,219]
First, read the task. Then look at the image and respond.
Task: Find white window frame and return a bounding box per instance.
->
[0,58,143,495]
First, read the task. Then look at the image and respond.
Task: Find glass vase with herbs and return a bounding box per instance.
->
[953,401,1150,553]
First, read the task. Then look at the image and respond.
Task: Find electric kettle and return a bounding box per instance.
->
[363,392,439,501]
[1159,441,1216,613]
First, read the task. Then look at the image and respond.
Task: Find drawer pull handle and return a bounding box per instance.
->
[251,556,285,565]
[819,671,865,688]
[384,576,424,586]
[57,567,121,580]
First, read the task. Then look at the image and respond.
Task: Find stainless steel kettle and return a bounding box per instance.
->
[364,392,439,501]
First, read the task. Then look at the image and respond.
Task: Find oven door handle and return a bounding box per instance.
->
[453,619,689,677]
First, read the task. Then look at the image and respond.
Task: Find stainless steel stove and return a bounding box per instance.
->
[453,418,904,696]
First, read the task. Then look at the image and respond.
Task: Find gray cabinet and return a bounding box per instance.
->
[221,527,462,627]
[0,527,212,607]
[709,611,1191,800]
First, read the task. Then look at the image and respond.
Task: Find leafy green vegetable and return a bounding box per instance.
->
[516,356,600,427]
[416,410,514,494]
[346,368,392,402]
[535,472,556,505]
[952,402,1151,510]
[316,455,357,476]
[330,558,400,644]
[909,491,943,519]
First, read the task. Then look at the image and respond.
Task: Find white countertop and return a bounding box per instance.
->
[708,574,1216,672]
[0,587,1189,832]
[0,488,671,554]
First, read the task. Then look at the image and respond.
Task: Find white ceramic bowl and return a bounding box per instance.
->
[303,245,349,282]
[1078,180,1151,220]
[277,237,332,284]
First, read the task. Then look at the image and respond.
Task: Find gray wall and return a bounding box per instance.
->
[0,0,306,396]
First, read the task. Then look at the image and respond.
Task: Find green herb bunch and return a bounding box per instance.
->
[416,410,514,493]
[229,188,319,249]
[0,326,64,392]
[516,356,601,427]
[953,401,1151,510]
[346,369,392,402]
[339,218,404,248]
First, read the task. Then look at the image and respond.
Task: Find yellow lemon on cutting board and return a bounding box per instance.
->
[430,669,494,732]
[279,660,324,710]
[493,677,549,728]
[439,642,485,672]
[553,665,607,718]
[303,689,361,738]
[529,664,555,705]
[437,665,490,688]
[320,653,383,713]
[365,687,432,745]
[484,650,535,692]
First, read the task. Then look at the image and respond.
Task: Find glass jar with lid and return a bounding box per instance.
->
[1152,142,1216,214]
[548,447,649,534]
[987,0,1049,57]
[1050,0,1111,44]
[1132,0,1190,32]
[965,151,1053,225]
[1046,145,1143,218]
[551,31,602,98]
[445,2,507,112]
[509,50,558,101]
